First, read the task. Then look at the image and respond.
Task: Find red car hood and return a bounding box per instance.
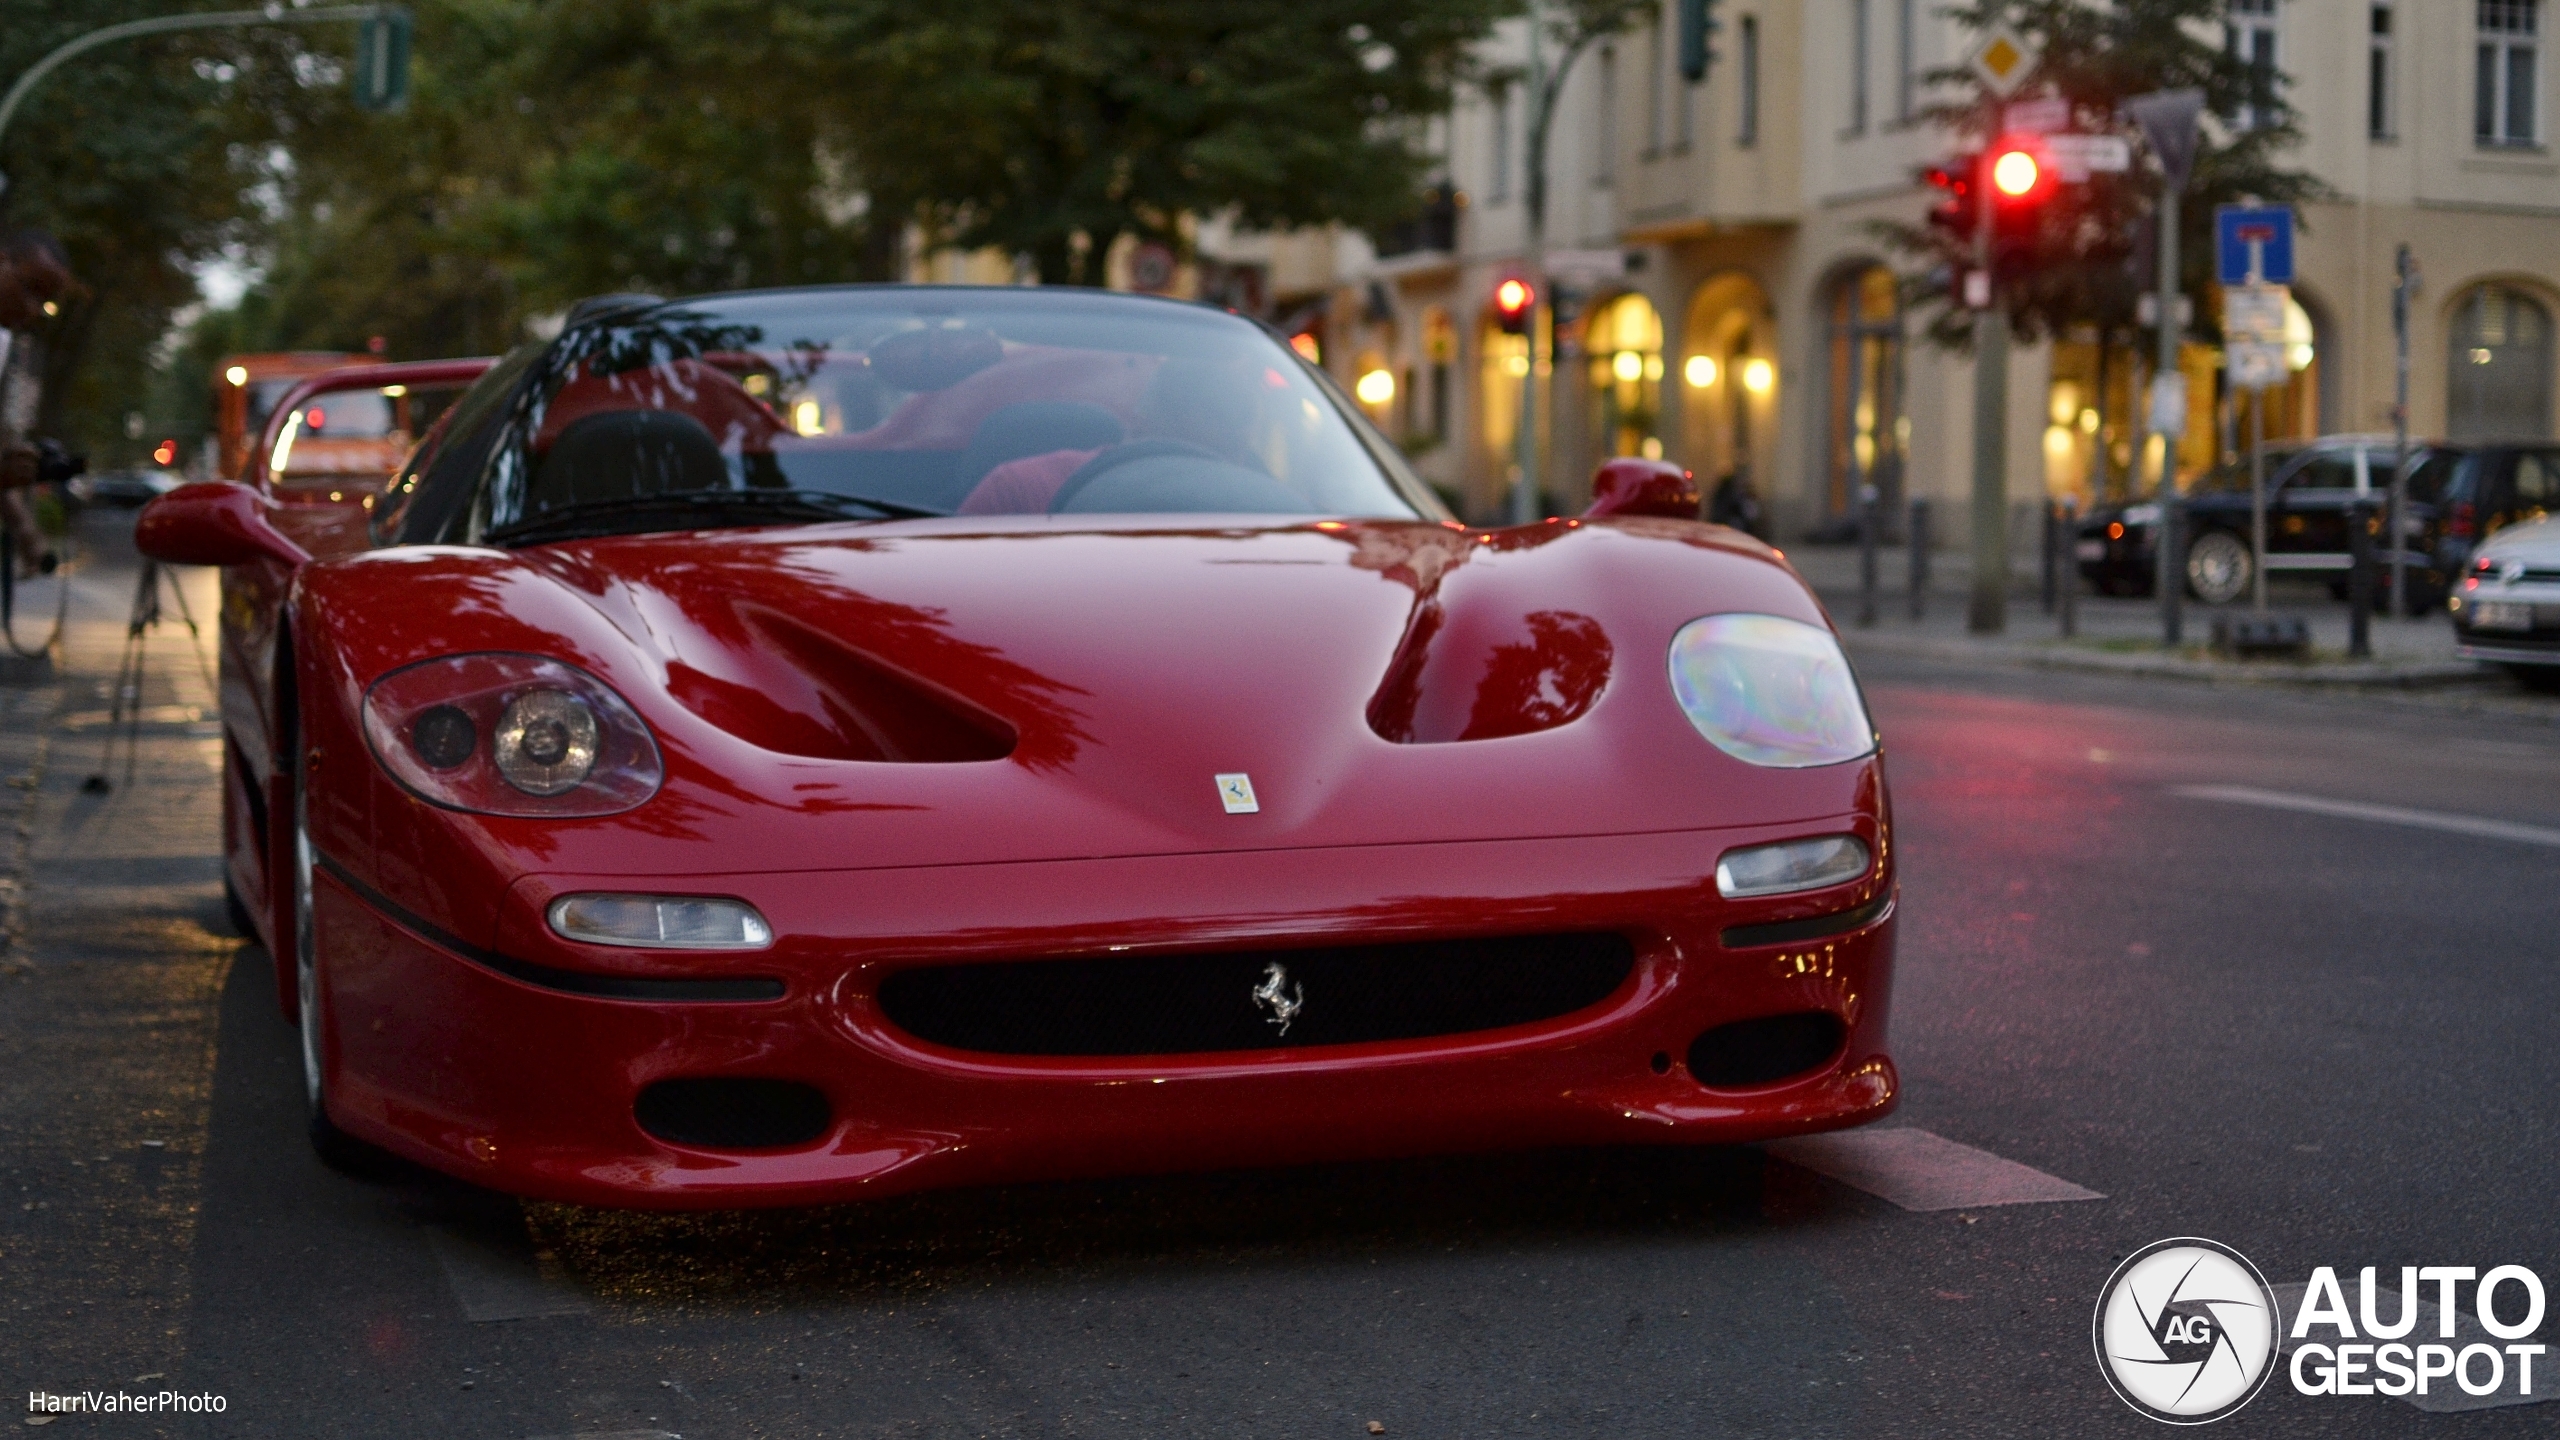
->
[303,516,1875,882]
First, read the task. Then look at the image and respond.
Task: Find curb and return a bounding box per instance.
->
[1840,632,2496,691]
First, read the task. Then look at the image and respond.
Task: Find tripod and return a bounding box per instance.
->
[83,556,213,794]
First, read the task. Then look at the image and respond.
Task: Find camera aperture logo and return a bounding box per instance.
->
[2094,1238,2280,1424]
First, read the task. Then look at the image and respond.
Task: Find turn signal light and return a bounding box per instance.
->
[549,894,772,950]
[1715,836,1873,899]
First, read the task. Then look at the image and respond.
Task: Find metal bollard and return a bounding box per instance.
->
[1857,484,1879,627]
[2058,497,2079,639]
[2040,500,2058,614]
[2347,495,2374,659]
[1908,498,1930,620]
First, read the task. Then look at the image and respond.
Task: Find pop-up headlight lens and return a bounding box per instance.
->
[362,653,661,817]
[548,894,773,949]
[1668,613,1875,767]
[1715,835,1872,898]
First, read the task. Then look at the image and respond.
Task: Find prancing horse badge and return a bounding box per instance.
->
[1215,772,1259,814]
[1252,961,1304,1034]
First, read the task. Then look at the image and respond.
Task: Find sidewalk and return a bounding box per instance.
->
[1782,540,2498,691]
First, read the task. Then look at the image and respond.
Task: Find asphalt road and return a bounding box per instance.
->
[4,514,2555,1439]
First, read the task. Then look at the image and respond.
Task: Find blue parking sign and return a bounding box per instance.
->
[2215,205,2295,284]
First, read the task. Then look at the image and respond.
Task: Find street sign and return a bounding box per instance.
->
[2228,343,2288,390]
[2148,372,2188,438]
[2214,204,2294,285]
[1971,26,2038,96]
[2045,133,2130,181]
[2222,283,2289,344]
[2002,97,2069,134]
[354,6,412,113]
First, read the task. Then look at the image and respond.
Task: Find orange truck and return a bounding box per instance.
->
[214,351,413,484]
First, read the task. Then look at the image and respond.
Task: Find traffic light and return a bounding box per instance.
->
[1985,137,2051,281]
[1924,156,1977,245]
[1678,0,1721,83]
[1492,276,1536,334]
[1988,140,2048,204]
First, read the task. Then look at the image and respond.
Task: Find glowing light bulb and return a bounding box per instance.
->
[1683,355,1718,389]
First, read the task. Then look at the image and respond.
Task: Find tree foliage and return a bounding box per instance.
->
[1881,0,2330,352]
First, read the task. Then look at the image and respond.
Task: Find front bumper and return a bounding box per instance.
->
[312,824,1899,1209]
[2451,582,2560,664]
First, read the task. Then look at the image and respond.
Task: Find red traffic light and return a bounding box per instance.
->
[152,439,177,467]
[1493,276,1536,333]
[1990,145,2043,198]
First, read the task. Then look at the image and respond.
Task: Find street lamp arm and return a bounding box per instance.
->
[0,5,392,158]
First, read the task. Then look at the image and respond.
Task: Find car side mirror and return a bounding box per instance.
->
[136,481,314,569]
[1584,458,1700,520]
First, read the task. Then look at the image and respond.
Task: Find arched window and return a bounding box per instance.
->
[2448,283,2554,440]
[1584,293,1665,460]
[1680,273,1777,507]
[1825,265,1904,518]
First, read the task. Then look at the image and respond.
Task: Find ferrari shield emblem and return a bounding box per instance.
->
[1215,772,1259,814]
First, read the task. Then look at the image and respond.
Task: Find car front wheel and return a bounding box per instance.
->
[2185,531,2252,605]
[293,750,375,1171]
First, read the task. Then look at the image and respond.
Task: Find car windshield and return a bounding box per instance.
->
[465,287,1437,544]
[287,389,397,439]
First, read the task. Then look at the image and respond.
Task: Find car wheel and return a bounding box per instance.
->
[223,874,256,939]
[2185,531,2252,605]
[293,757,374,1171]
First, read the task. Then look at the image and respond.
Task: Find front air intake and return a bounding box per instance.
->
[878,933,1636,1057]
[635,1078,832,1150]
[1685,1012,1846,1089]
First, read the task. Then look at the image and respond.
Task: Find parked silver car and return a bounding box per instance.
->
[2449,511,2560,689]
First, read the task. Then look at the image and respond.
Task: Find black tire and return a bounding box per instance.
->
[290,717,384,1173]
[223,874,256,939]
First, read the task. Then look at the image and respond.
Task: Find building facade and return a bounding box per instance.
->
[1225,0,2560,545]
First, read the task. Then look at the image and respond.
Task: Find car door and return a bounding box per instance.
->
[2266,449,2359,573]
[2493,449,2560,537]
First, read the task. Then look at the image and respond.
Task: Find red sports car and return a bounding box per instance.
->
[138,285,1897,1209]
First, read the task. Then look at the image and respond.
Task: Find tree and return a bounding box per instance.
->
[1881,0,2328,353]
[815,0,1516,285]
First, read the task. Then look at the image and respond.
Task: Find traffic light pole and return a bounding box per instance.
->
[0,5,408,198]
[1969,158,2008,634]
[2152,184,2184,646]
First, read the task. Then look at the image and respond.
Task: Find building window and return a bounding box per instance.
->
[1645,12,1666,156]
[2449,283,2554,440]
[2479,0,2541,148]
[1586,293,1666,461]
[1739,15,1760,148]
[1846,0,1870,137]
[2370,5,2395,139]
[1675,31,1697,151]
[1489,86,1511,204]
[2229,0,2279,131]
[1596,44,1617,185]
[1897,0,1917,123]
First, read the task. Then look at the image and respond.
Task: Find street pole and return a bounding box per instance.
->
[2249,388,2267,611]
[0,5,404,195]
[1512,12,1547,525]
[2153,183,2183,645]
[2390,243,2415,619]
[1969,139,2007,634]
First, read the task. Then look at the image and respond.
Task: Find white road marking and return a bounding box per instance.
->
[427,1225,591,1323]
[2268,1282,2552,1412]
[524,1433,681,1440]
[1762,1127,2102,1211]
[2171,785,2560,848]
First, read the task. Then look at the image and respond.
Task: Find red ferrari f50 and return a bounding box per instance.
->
[138,286,1896,1208]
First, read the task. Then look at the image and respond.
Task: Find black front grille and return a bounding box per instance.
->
[877,933,1636,1057]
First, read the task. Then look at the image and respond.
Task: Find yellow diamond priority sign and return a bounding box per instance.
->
[1971,26,2038,97]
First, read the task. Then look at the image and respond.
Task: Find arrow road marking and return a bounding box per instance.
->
[2171,785,2560,848]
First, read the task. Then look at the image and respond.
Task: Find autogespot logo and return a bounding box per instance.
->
[2094,1238,2281,1424]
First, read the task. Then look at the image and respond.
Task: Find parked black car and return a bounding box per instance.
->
[2074,434,2560,606]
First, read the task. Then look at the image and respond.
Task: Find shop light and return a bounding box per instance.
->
[1684,355,1718,388]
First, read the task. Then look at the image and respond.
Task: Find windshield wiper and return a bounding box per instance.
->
[486,488,943,545]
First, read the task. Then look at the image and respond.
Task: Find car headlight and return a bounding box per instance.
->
[1667,613,1875,767]
[549,894,772,949]
[1716,836,1872,898]
[361,653,662,817]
